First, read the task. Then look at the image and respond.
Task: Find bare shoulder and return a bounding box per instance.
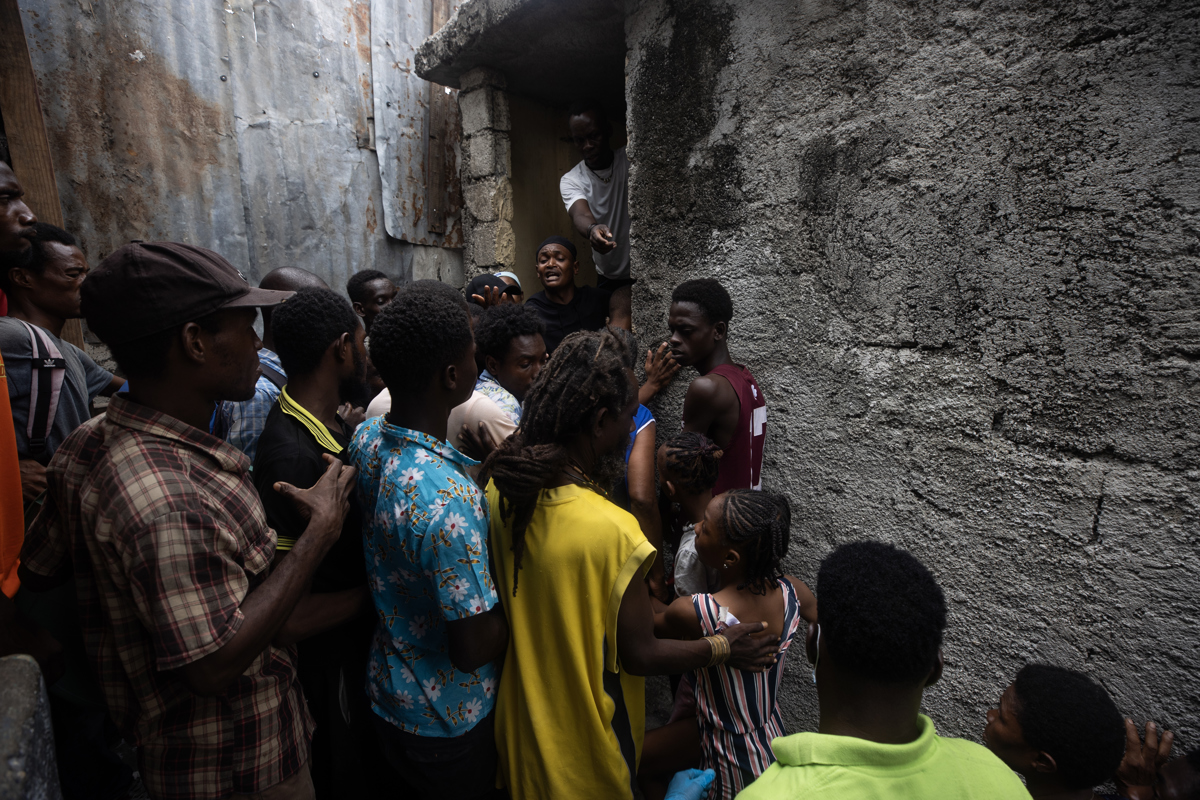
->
[785,575,818,623]
[686,373,736,405]
[664,594,703,639]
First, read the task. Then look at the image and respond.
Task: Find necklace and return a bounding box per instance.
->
[562,463,610,498]
[586,157,614,184]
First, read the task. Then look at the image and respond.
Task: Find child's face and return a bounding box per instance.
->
[982,684,1040,774]
[694,494,733,570]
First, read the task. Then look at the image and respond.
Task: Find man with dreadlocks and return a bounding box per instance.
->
[652,490,817,799]
[481,328,780,800]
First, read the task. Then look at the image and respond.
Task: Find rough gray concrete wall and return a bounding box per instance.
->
[627,0,1200,749]
[0,655,61,799]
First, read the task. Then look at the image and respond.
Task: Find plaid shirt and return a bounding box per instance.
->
[226,348,284,460]
[21,396,313,799]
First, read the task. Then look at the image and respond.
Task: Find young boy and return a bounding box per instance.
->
[658,432,724,597]
[349,287,508,800]
[668,278,765,494]
[983,663,1125,799]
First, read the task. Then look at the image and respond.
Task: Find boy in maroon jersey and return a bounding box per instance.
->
[668,278,766,494]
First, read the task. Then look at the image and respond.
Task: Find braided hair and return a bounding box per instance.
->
[717,490,790,595]
[481,328,634,595]
[661,432,723,494]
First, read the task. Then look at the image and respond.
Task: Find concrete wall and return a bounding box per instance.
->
[0,655,60,799]
[626,0,1200,747]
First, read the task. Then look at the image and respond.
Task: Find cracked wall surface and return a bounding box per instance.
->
[627,0,1200,746]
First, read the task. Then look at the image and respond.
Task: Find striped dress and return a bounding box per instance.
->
[690,579,804,799]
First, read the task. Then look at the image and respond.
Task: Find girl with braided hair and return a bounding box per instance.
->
[652,490,818,799]
[481,329,781,800]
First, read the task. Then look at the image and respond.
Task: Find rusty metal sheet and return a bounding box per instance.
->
[17,0,435,290]
[371,0,462,246]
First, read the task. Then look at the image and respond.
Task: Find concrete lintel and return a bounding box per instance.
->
[416,0,626,114]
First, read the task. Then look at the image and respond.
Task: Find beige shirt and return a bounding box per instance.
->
[364,389,516,477]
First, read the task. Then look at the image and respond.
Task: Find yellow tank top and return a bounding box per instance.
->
[487,482,656,800]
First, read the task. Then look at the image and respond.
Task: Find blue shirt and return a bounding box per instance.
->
[625,404,655,463]
[226,349,284,460]
[349,417,499,737]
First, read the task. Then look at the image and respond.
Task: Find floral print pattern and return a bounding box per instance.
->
[350,417,499,737]
[475,370,522,426]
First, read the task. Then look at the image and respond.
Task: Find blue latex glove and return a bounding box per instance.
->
[665,768,716,800]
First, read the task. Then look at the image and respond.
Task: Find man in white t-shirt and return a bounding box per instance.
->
[559,101,633,325]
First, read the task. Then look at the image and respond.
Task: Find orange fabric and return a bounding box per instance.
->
[0,351,24,597]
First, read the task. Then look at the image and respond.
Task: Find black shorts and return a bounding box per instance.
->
[372,711,504,800]
[596,275,636,293]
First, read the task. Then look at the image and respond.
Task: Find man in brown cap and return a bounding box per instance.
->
[19,242,357,800]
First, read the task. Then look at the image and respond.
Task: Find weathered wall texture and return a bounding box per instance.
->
[627,0,1200,746]
[0,655,60,799]
[18,0,460,292]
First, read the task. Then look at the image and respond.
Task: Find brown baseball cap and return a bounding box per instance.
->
[82,242,294,345]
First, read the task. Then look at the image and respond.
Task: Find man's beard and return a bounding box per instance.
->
[589,447,628,496]
[339,345,369,407]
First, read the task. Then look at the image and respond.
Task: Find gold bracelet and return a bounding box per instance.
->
[703,634,730,667]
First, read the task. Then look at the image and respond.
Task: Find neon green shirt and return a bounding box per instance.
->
[736,715,1032,800]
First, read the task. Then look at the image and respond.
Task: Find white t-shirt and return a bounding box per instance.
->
[559,147,630,280]
[674,523,720,597]
[364,388,516,478]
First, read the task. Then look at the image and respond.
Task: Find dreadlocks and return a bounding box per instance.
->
[719,489,790,595]
[481,328,634,595]
[661,432,723,494]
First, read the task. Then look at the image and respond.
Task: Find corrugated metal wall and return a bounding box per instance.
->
[18,0,461,292]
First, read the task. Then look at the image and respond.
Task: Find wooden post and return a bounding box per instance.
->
[426,0,454,235]
[0,0,85,349]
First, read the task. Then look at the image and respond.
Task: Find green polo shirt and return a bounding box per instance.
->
[736,715,1032,800]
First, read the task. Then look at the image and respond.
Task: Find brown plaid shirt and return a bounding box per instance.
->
[22,396,313,799]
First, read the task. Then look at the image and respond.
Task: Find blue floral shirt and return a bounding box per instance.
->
[475,370,521,426]
[350,417,499,737]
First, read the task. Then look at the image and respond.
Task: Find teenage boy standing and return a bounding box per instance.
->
[668,278,766,494]
[349,287,508,799]
[252,287,389,797]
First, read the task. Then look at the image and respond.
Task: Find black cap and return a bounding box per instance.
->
[466,274,521,306]
[536,235,577,259]
[82,242,293,345]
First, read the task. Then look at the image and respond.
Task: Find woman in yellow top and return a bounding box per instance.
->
[481,328,779,800]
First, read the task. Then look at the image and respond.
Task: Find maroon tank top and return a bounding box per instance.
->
[707,364,766,495]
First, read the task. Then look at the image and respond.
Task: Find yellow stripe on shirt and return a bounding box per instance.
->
[277,386,344,455]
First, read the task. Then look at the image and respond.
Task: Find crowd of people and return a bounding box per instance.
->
[0,99,1196,800]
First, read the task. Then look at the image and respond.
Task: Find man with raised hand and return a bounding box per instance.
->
[561,100,633,327]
